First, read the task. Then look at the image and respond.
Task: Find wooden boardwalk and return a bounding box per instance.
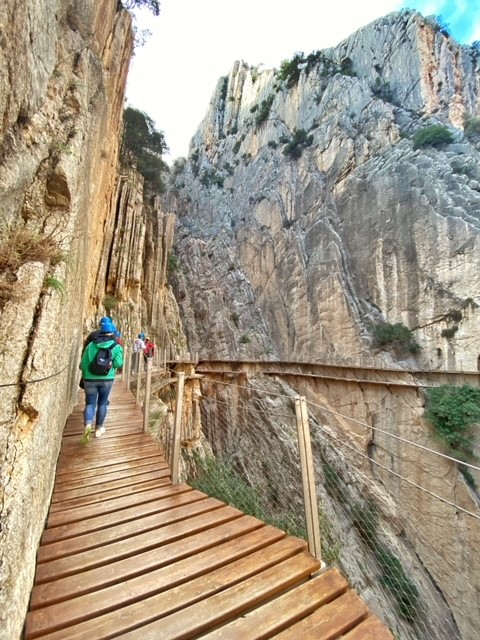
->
[25,379,393,639]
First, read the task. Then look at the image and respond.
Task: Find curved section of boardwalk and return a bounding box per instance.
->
[25,380,393,639]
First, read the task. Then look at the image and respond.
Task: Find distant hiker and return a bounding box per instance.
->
[143,337,155,366]
[132,333,145,373]
[80,319,124,442]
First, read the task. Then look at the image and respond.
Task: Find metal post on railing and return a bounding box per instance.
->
[136,357,143,406]
[171,371,185,484]
[295,395,324,567]
[143,357,153,432]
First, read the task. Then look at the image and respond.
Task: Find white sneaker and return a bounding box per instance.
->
[95,426,106,438]
[80,424,93,444]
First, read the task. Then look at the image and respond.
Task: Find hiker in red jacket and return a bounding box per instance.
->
[143,338,155,367]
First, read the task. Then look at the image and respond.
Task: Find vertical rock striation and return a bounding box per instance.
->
[0,2,133,638]
[165,10,480,639]
[168,10,480,370]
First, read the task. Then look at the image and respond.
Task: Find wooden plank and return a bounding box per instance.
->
[48,477,172,512]
[25,523,284,639]
[200,568,348,639]
[51,468,171,503]
[341,615,394,640]
[62,418,141,430]
[35,494,227,583]
[53,457,166,484]
[37,491,221,564]
[58,436,160,455]
[34,537,309,640]
[62,429,155,442]
[51,460,168,491]
[63,417,141,428]
[60,435,160,452]
[31,514,261,608]
[45,482,174,529]
[56,446,162,473]
[271,589,368,639]
[41,484,195,544]
[38,485,201,548]
[117,551,320,639]
[31,505,244,604]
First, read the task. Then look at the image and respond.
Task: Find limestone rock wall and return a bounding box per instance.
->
[164,9,480,640]
[0,2,133,638]
[95,165,186,359]
[167,10,480,370]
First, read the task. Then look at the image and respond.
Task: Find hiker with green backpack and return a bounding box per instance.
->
[80,319,124,442]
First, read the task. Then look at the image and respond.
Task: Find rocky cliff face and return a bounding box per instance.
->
[164,9,480,640]
[167,10,480,370]
[2,5,480,639]
[0,2,135,638]
[0,1,186,634]
[97,164,185,357]
[0,2,185,633]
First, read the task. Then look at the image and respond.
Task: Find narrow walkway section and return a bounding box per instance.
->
[25,380,393,639]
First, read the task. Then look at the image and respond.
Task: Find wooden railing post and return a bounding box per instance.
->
[295,395,324,566]
[136,358,143,406]
[125,349,131,391]
[171,371,185,484]
[143,357,153,432]
[120,350,126,383]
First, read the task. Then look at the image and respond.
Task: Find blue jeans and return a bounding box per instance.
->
[83,379,114,427]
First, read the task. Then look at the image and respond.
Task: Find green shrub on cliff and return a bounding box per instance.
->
[277,53,305,88]
[282,128,314,159]
[425,384,480,460]
[371,322,420,357]
[412,124,453,150]
[375,548,419,622]
[0,220,66,307]
[464,116,480,139]
[255,95,275,126]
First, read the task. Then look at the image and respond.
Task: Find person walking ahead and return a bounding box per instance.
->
[132,333,145,374]
[80,320,124,442]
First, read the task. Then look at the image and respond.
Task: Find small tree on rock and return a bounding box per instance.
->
[122,106,169,193]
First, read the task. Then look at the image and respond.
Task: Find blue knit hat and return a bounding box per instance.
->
[100,320,115,334]
[100,317,116,331]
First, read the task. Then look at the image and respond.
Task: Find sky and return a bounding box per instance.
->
[126,0,480,162]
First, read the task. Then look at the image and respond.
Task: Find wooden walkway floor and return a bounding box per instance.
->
[25,379,393,639]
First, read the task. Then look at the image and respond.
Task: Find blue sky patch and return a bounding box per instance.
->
[401,0,480,43]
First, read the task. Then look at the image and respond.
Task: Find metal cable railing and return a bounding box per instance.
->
[123,356,479,640]
[0,364,70,388]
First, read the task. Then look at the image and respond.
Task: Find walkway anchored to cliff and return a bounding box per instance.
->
[25,379,393,639]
